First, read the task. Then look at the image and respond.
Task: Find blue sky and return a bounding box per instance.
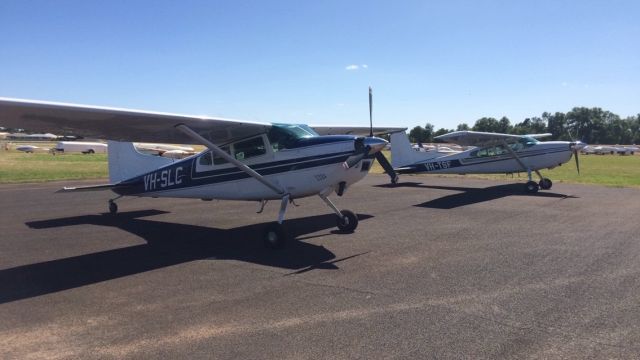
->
[1,0,638,130]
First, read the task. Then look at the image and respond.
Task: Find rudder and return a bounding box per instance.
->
[108,141,175,183]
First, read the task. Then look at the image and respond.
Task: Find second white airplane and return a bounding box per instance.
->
[390,130,586,193]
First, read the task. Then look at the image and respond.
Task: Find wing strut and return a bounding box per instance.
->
[175,124,285,195]
[502,140,543,182]
[502,140,528,172]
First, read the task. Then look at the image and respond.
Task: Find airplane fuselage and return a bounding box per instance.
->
[398,141,574,175]
[112,135,374,201]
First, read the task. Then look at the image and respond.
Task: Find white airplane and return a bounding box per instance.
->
[613,145,638,155]
[134,143,196,159]
[624,145,639,155]
[581,145,638,155]
[0,96,403,249]
[15,144,50,153]
[390,130,586,193]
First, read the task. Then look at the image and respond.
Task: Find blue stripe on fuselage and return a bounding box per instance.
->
[397,147,569,174]
[113,150,353,196]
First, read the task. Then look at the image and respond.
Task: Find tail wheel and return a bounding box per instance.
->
[539,178,553,190]
[525,181,539,194]
[263,223,287,250]
[336,210,358,232]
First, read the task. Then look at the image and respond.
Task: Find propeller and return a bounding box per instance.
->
[343,88,387,169]
[344,138,369,168]
[365,87,399,183]
[570,141,585,174]
[369,86,373,137]
[344,136,388,168]
[567,129,585,175]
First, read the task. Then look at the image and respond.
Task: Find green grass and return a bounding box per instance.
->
[0,151,108,183]
[1,148,639,188]
[371,150,640,188]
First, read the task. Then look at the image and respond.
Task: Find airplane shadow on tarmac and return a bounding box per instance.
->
[376,182,578,209]
[0,211,372,304]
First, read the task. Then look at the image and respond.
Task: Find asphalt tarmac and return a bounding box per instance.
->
[1,174,639,359]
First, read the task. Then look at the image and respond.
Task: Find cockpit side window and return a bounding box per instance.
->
[267,126,296,152]
[510,137,537,152]
[233,136,266,160]
[267,124,318,152]
[473,148,488,157]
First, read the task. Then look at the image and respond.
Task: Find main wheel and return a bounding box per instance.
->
[539,178,553,190]
[336,210,358,232]
[525,181,539,194]
[263,223,287,249]
[109,201,118,214]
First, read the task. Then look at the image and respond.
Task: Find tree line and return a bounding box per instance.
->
[409,107,640,145]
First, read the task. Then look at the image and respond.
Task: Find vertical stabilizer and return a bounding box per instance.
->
[108,141,175,183]
[390,131,416,168]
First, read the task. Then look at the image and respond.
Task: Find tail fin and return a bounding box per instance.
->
[108,141,175,183]
[390,131,417,168]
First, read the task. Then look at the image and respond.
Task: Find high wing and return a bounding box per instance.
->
[0,97,272,145]
[434,131,550,147]
[527,133,553,139]
[312,126,406,137]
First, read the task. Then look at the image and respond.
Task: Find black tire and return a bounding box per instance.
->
[263,223,287,250]
[525,181,539,194]
[109,201,118,214]
[539,178,553,190]
[336,210,358,232]
[87,149,95,154]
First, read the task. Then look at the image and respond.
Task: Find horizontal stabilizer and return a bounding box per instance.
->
[57,184,117,193]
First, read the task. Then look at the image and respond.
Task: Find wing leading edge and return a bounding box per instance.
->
[0,97,272,145]
[0,97,407,144]
[312,126,406,137]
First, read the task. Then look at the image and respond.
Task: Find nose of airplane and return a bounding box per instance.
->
[570,141,587,151]
[364,136,388,154]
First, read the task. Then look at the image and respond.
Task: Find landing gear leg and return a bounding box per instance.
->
[263,194,290,249]
[501,140,541,194]
[319,193,358,233]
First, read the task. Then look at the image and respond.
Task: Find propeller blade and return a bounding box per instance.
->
[345,145,370,169]
[375,152,399,184]
[345,153,366,168]
[574,150,580,174]
[369,86,373,137]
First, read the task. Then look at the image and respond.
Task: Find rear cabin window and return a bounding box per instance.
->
[233,136,266,160]
[198,146,230,166]
[471,139,538,158]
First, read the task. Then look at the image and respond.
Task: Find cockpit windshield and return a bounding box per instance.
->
[267,124,319,151]
[520,136,538,145]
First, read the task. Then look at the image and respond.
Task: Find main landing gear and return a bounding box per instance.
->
[261,192,359,249]
[108,195,122,214]
[524,169,553,194]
